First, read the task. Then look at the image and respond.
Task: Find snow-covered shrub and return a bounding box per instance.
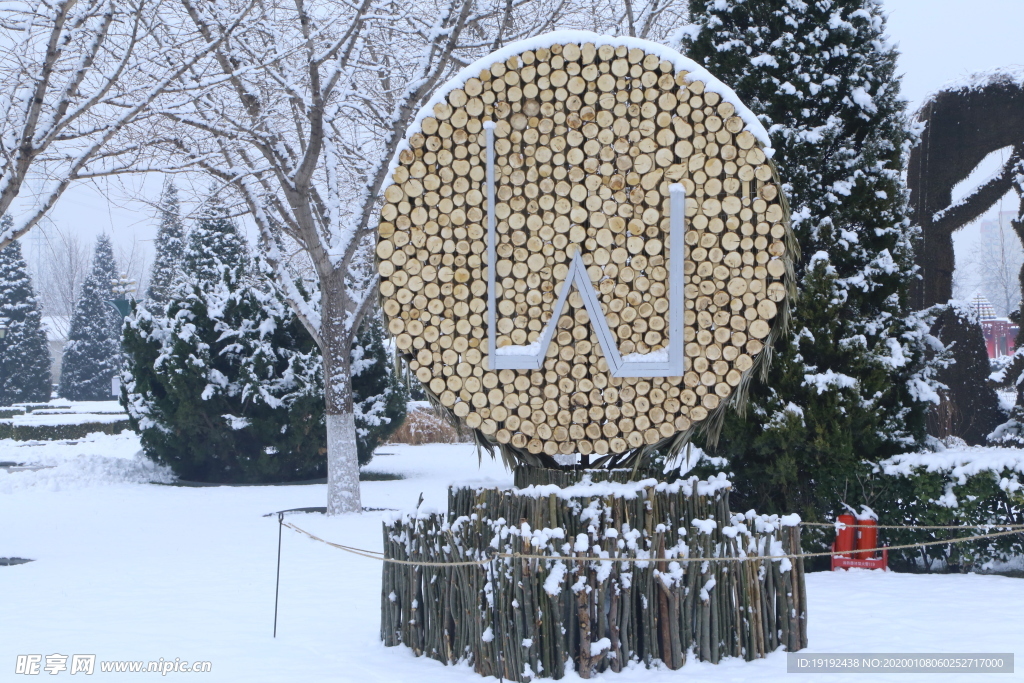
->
[0,227,52,404]
[121,266,327,483]
[121,188,405,481]
[870,448,1024,571]
[0,420,130,441]
[59,235,121,401]
[987,346,1024,446]
[989,352,1019,390]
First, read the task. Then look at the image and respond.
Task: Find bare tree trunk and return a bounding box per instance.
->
[325,412,361,514]
[322,273,361,514]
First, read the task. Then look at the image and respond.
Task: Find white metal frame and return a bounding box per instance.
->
[484,122,685,377]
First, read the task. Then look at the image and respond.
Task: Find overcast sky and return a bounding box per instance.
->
[15,0,1024,292]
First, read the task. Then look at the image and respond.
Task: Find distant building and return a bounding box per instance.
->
[970,293,1018,358]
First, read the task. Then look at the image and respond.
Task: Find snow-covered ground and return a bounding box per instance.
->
[2,434,1023,682]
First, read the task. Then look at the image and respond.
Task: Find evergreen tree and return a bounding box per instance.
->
[185,191,247,287]
[0,229,52,405]
[122,263,407,481]
[680,0,937,520]
[122,263,326,483]
[121,180,406,481]
[59,235,121,401]
[147,180,186,308]
[352,308,408,466]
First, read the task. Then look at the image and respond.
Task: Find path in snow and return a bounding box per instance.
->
[1,437,1022,681]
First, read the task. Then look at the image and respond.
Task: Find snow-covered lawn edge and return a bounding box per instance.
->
[2,441,1023,682]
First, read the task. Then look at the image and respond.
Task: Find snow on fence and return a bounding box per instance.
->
[381,469,806,680]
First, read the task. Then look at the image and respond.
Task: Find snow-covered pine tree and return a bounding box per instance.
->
[59,235,121,401]
[122,184,405,480]
[680,0,937,519]
[0,226,52,405]
[146,180,186,308]
[351,308,407,466]
[185,191,247,287]
[121,261,327,483]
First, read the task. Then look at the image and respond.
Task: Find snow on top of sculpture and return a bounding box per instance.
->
[377,31,796,467]
[932,65,1024,97]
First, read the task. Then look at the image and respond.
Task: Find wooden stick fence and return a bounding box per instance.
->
[381,470,806,680]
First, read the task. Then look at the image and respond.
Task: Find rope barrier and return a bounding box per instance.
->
[801,521,1024,530]
[503,528,1024,564]
[281,520,1024,568]
[281,521,492,566]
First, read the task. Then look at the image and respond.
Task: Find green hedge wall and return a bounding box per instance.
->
[870,454,1024,571]
[0,419,130,441]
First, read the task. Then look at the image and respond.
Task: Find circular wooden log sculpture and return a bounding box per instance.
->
[378,32,796,467]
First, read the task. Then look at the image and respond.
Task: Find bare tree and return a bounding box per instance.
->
[973,210,1023,317]
[610,0,685,38]
[116,234,149,301]
[0,0,256,252]
[34,224,91,339]
[149,0,685,513]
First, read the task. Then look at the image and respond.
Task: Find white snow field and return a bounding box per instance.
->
[2,433,1023,682]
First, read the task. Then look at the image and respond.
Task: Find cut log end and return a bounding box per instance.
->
[375,41,793,456]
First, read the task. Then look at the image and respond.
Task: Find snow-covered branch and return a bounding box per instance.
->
[931,145,1024,236]
[0,0,258,250]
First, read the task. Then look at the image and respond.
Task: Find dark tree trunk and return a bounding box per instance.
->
[907,77,1024,309]
[929,306,1003,445]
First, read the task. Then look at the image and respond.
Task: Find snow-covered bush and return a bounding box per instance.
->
[121,189,405,481]
[121,265,327,483]
[870,448,1024,571]
[0,420,130,442]
[123,274,407,481]
[350,308,408,466]
[121,194,329,483]
[987,346,1024,446]
[0,226,52,404]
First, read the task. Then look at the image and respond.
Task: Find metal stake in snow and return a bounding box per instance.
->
[274,512,283,638]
